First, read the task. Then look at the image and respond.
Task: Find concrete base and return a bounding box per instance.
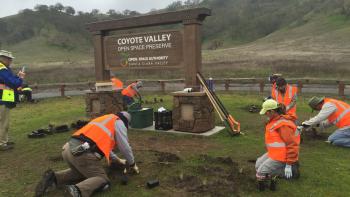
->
[131,122,225,136]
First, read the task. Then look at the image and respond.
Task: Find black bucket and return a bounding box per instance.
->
[154,111,172,130]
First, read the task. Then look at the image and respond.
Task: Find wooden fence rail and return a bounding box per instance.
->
[29,78,350,97]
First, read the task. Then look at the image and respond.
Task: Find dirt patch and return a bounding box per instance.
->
[301,128,328,142]
[167,154,254,196]
[154,151,181,163]
[199,154,235,165]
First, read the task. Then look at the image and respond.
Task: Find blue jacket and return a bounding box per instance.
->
[0,63,23,107]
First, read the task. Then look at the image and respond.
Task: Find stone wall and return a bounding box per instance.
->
[172,92,215,133]
[86,90,125,118]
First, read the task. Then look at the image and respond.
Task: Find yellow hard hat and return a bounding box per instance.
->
[260,99,278,115]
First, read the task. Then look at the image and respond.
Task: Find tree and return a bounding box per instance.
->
[54,3,64,12]
[107,9,116,15]
[91,9,100,16]
[64,6,75,15]
[34,4,49,12]
[166,1,183,11]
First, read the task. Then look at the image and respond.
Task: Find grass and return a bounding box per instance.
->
[0,92,350,196]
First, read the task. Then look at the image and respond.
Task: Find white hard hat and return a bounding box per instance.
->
[0,50,14,59]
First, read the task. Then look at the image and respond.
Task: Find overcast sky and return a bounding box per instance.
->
[1,0,185,18]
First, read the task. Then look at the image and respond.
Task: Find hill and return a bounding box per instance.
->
[1,0,350,83]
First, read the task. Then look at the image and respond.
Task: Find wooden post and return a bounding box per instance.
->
[338,81,345,97]
[225,80,229,91]
[60,84,66,97]
[160,81,165,93]
[183,19,202,91]
[259,80,265,93]
[92,31,110,82]
[297,80,303,94]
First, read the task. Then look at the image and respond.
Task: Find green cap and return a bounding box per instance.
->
[308,96,325,110]
[260,99,278,115]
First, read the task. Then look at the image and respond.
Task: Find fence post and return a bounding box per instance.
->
[338,81,345,97]
[259,80,265,93]
[225,80,229,91]
[160,81,165,93]
[297,80,303,94]
[60,84,66,97]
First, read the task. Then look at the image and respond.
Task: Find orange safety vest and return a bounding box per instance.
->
[121,82,137,97]
[73,114,119,162]
[324,98,350,128]
[271,84,298,120]
[265,116,300,162]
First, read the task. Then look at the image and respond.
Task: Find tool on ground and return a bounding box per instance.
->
[197,73,240,135]
[146,180,160,189]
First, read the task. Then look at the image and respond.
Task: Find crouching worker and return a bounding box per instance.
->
[256,100,300,191]
[302,96,350,147]
[121,81,143,106]
[35,111,139,197]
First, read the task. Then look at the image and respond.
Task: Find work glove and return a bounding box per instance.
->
[130,163,140,174]
[113,157,127,165]
[284,164,293,179]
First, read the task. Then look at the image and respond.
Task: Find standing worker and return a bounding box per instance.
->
[302,96,350,147]
[271,77,298,121]
[35,111,139,197]
[269,73,282,93]
[121,81,143,105]
[256,100,300,191]
[0,50,25,151]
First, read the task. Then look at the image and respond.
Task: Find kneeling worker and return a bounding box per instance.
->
[121,81,143,105]
[35,111,139,197]
[256,100,300,190]
[302,96,350,147]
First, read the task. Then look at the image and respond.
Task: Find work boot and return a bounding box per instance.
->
[35,169,57,197]
[0,144,13,151]
[292,162,300,179]
[64,185,81,197]
[269,176,277,191]
[257,180,267,191]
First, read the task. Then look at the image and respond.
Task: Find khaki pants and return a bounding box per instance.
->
[255,153,285,177]
[0,105,10,146]
[55,143,110,197]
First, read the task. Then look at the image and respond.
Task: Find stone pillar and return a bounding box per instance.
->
[85,90,124,118]
[172,91,215,133]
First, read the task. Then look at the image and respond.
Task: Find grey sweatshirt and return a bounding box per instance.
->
[109,120,135,165]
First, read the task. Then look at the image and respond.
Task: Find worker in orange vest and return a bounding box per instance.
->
[271,77,298,121]
[35,111,139,197]
[302,96,350,147]
[256,99,300,191]
[269,73,282,93]
[121,81,143,105]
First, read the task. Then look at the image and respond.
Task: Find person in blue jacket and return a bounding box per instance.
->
[0,50,25,151]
